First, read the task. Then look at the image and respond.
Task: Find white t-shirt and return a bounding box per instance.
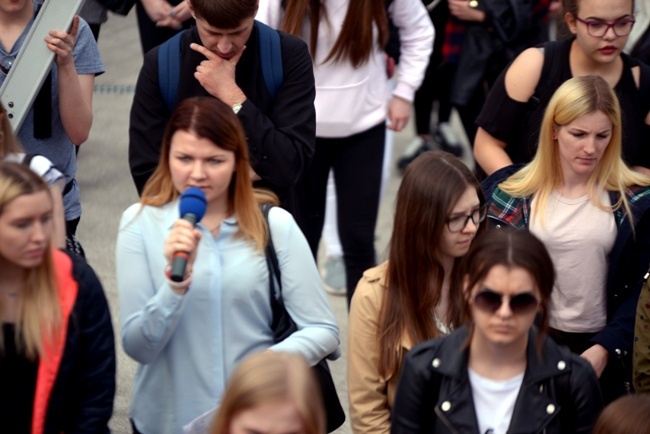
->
[530,191,616,332]
[469,369,524,434]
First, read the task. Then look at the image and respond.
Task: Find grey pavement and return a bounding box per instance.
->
[78,10,471,434]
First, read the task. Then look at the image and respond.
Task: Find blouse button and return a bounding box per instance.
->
[432,358,441,368]
[441,401,451,412]
[546,404,556,414]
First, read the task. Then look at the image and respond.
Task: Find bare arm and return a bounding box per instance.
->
[47,16,95,145]
[473,47,544,174]
[50,184,66,249]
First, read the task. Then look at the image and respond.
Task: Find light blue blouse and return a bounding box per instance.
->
[116,201,340,434]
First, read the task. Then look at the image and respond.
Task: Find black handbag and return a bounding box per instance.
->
[95,0,136,16]
[262,204,346,433]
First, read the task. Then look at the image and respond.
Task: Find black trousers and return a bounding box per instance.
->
[298,123,385,306]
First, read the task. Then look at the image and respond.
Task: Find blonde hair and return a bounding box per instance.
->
[141,97,278,251]
[210,352,325,434]
[499,75,650,226]
[0,163,60,360]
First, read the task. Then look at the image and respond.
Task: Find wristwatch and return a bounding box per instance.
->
[232,102,243,114]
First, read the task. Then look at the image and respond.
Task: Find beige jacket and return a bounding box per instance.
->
[348,262,413,434]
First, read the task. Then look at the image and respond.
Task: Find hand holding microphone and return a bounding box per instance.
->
[164,188,207,288]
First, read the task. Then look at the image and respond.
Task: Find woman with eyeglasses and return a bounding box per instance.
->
[347,150,486,434]
[474,0,650,177]
[391,229,603,434]
[482,75,650,403]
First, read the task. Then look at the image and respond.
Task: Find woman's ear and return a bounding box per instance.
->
[564,12,577,35]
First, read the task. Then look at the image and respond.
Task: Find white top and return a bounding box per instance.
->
[530,191,616,333]
[4,152,65,188]
[468,369,524,434]
[256,0,434,137]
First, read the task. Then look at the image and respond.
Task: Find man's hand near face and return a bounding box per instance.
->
[189,43,247,107]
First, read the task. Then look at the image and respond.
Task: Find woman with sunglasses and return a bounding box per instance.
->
[474,0,650,177]
[391,229,603,434]
[348,151,486,434]
[482,75,650,402]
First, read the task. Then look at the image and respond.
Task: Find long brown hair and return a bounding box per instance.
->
[210,352,325,434]
[594,394,650,434]
[141,97,277,251]
[0,163,60,360]
[377,151,486,379]
[280,0,389,67]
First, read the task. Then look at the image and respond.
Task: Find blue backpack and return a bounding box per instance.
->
[158,20,284,112]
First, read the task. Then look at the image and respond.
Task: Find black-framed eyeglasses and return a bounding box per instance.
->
[0,54,14,75]
[473,290,540,315]
[575,17,636,38]
[446,204,487,233]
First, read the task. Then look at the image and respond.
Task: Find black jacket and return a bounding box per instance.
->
[43,250,116,433]
[128,23,316,211]
[391,327,602,434]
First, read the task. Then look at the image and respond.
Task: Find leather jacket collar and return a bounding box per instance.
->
[431,327,574,434]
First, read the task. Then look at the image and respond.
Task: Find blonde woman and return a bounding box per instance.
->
[0,162,115,432]
[211,352,325,434]
[0,102,66,248]
[482,75,650,402]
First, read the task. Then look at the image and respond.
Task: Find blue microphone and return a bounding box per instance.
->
[170,187,207,282]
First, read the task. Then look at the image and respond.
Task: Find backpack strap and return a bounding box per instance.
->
[530,40,562,106]
[158,30,185,113]
[256,20,284,99]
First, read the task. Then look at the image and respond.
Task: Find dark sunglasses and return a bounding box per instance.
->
[473,289,540,315]
[0,54,14,75]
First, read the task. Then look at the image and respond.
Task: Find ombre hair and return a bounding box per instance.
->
[280,0,389,67]
[210,352,325,434]
[0,163,60,360]
[499,75,650,228]
[377,151,486,379]
[463,228,555,353]
[141,97,277,251]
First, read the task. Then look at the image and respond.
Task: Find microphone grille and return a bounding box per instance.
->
[179,187,208,221]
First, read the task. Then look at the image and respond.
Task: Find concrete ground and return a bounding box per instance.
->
[78,10,472,433]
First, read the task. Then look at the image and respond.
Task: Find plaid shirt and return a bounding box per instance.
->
[487,184,650,231]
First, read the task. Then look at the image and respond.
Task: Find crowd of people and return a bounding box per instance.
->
[1,0,650,433]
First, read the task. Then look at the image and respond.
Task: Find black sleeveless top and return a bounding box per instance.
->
[0,323,38,433]
[476,38,650,167]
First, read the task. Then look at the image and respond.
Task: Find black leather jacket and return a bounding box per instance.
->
[391,327,602,434]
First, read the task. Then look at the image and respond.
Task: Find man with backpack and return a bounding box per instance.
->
[128,0,315,217]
